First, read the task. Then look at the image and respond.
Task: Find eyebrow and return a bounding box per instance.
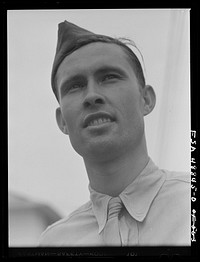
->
[59,65,128,94]
[93,65,128,78]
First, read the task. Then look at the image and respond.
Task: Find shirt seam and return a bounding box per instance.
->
[165,177,190,183]
[162,170,190,183]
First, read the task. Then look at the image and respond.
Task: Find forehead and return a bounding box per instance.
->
[56,42,135,82]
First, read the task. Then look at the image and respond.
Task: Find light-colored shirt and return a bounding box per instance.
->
[38,159,191,246]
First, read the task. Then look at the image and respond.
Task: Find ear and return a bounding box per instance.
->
[141,85,156,116]
[55,107,69,135]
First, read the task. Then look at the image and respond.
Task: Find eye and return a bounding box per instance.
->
[103,74,119,81]
[69,82,85,92]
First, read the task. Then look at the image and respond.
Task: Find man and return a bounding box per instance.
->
[39,20,190,246]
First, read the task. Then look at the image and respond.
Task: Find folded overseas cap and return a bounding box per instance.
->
[51,20,145,101]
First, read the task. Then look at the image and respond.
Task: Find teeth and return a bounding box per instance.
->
[88,118,111,127]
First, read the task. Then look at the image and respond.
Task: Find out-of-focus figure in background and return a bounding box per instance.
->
[9,191,62,247]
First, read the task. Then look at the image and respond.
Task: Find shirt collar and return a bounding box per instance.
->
[89,158,166,233]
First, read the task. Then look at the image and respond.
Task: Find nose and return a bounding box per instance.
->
[83,80,105,108]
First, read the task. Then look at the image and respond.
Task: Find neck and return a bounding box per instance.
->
[84,139,149,197]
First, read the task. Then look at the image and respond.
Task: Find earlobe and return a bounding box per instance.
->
[56,107,69,135]
[142,85,156,116]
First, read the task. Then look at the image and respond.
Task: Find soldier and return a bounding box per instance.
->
[39,20,190,246]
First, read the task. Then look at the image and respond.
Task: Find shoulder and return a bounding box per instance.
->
[158,169,190,206]
[38,201,92,246]
[161,169,190,191]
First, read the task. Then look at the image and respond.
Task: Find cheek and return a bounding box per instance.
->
[118,89,143,120]
[60,103,79,133]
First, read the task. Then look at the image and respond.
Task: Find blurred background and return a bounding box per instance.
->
[8,9,190,246]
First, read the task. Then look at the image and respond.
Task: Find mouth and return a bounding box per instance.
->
[83,112,116,128]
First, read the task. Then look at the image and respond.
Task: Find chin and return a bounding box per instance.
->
[71,128,144,161]
[77,137,125,161]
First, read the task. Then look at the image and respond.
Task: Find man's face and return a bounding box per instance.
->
[56,42,147,161]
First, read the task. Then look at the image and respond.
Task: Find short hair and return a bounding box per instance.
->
[54,36,146,102]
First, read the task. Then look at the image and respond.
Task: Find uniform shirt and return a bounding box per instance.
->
[38,159,191,246]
